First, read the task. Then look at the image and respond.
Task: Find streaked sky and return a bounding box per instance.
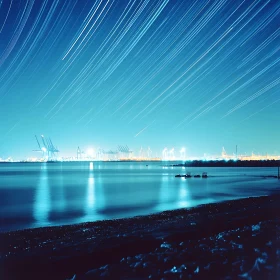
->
[0,0,279,159]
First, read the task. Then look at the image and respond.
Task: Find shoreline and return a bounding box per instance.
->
[1,194,280,279]
[171,160,280,168]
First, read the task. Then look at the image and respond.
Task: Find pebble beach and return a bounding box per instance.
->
[1,194,280,280]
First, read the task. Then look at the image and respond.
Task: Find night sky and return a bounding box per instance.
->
[0,0,279,159]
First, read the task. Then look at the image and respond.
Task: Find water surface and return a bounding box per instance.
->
[0,161,279,232]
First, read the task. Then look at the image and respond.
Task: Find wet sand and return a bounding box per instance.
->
[1,194,280,280]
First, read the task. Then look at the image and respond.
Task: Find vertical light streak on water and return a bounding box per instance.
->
[82,161,105,222]
[89,161,94,170]
[33,162,50,227]
[177,181,190,208]
[94,173,106,214]
[55,165,65,212]
[86,165,95,214]
[87,177,95,207]
[155,168,171,211]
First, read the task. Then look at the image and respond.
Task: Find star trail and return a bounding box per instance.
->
[0,0,279,158]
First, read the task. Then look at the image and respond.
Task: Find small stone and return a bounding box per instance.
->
[216,233,224,240]
[171,266,178,273]
[134,261,142,268]
[260,252,268,263]
[194,266,199,274]
[161,243,172,249]
[135,254,143,259]
[252,224,260,232]
[180,264,187,271]
[254,248,261,254]
[100,264,109,270]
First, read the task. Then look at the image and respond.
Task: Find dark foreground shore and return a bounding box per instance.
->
[1,194,280,280]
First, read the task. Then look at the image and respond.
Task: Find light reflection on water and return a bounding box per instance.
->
[34,163,50,227]
[87,177,95,209]
[0,162,279,232]
[178,184,190,208]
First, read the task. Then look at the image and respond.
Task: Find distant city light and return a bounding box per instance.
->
[87,148,94,157]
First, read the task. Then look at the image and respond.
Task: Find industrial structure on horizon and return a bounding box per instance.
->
[33,135,59,161]
[1,140,280,162]
[55,146,280,162]
[219,147,280,161]
[75,146,160,161]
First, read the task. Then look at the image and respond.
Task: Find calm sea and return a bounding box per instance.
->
[0,161,279,232]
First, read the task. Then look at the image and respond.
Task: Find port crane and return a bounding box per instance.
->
[33,135,59,160]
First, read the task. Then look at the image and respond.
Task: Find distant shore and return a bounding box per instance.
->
[171,159,280,168]
[1,159,280,166]
[1,193,280,280]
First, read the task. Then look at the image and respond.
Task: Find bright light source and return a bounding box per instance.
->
[87,148,94,156]
[42,147,47,152]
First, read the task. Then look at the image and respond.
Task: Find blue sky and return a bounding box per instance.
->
[0,0,279,159]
